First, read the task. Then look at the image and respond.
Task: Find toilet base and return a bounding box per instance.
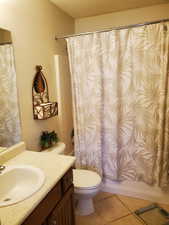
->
[75,198,94,216]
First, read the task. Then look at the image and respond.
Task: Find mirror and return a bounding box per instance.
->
[0,28,21,149]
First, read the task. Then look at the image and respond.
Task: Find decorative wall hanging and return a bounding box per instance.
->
[32,65,58,120]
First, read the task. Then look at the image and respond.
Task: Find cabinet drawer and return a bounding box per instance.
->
[22,181,62,225]
[62,168,73,193]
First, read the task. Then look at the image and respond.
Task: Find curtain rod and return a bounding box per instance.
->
[55,18,169,40]
[0,42,12,46]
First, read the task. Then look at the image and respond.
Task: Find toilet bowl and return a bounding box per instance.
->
[43,143,102,216]
[73,169,102,216]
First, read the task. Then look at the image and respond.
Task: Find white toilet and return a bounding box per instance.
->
[73,169,102,216]
[44,143,102,216]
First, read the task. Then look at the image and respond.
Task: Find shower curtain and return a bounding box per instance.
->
[66,22,169,188]
[0,44,21,147]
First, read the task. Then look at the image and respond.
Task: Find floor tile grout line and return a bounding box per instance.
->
[114,195,132,213]
[115,195,147,225]
[95,193,131,225]
[95,195,115,203]
[95,194,131,224]
[103,212,132,225]
[117,195,148,225]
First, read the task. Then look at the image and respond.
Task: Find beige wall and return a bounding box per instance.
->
[75,3,169,33]
[0,0,74,150]
[54,55,73,154]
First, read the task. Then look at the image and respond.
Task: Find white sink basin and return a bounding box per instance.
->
[0,165,45,207]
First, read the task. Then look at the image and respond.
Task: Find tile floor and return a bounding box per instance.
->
[75,192,169,225]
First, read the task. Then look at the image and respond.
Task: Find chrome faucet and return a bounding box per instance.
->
[0,165,5,173]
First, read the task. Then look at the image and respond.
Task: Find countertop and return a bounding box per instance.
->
[0,145,75,225]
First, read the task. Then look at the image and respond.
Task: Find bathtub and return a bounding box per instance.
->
[102,178,169,204]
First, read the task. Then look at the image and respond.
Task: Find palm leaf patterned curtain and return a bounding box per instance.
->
[67,22,169,189]
[0,44,21,147]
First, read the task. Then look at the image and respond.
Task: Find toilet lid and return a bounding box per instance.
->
[73,169,101,189]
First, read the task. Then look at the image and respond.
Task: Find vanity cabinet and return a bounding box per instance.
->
[21,168,75,225]
[47,186,74,225]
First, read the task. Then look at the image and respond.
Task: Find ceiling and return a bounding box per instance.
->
[50,0,169,18]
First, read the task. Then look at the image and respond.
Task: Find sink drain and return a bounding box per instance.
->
[3,198,11,202]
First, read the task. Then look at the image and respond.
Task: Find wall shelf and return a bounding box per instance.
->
[32,65,58,120]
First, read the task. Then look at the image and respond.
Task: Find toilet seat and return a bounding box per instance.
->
[73,169,101,190]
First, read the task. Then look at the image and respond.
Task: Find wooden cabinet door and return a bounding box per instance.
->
[22,182,62,225]
[47,185,75,225]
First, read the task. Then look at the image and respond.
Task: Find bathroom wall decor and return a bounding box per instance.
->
[32,65,58,120]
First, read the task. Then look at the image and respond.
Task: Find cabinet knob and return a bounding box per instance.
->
[52,220,57,225]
